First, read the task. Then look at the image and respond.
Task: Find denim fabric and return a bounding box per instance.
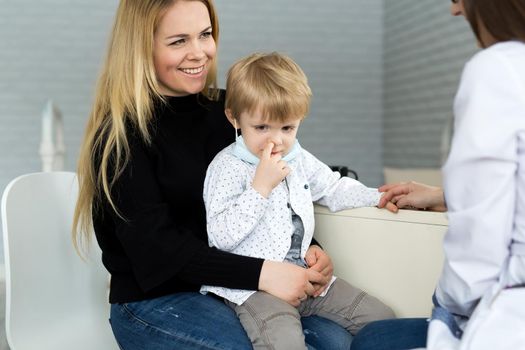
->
[430,307,463,339]
[110,292,353,349]
[431,293,465,339]
[350,318,428,350]
[302,315,353,350]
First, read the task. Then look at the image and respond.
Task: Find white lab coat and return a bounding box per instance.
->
[426,41,525,350]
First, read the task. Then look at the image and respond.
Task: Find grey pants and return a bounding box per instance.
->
[226,278,395,350]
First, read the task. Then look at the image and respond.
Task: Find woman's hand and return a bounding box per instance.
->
[259,260,323,306]
[378,181,447,212]
[304,245,334,297]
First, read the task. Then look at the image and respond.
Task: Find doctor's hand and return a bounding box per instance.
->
[252,142,290,198]
[305,245,334,297]
[378,181,447,212]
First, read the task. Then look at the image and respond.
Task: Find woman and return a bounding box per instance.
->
[72,0,352,348]
[352,0,525,349]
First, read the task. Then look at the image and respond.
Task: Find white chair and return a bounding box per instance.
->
[1,172,119,350]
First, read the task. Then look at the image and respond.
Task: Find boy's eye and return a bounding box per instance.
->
[282,126,296,132]
[254,125,268,131]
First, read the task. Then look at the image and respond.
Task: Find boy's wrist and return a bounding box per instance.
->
[252,181,272,198]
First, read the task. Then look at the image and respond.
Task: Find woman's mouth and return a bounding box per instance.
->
[179,65,205,75]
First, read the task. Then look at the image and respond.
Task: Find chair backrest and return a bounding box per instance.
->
[1,172,118,349]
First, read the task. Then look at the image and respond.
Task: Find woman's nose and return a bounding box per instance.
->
[450,1,464,17]
[188,40,205,60]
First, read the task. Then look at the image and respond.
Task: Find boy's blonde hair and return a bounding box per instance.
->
[225,52,311,122]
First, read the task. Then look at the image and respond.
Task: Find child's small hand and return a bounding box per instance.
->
[305,245,333,297]
[379,196,399,213]
[252,142,290,198]
[304,253,317,268]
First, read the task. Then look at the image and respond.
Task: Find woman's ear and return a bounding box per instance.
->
[225,109,237,129]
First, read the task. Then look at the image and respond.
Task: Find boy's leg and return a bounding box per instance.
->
[227,292,307,350]
[300,279,395,335]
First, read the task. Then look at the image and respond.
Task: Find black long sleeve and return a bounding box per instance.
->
[93,92,264,303]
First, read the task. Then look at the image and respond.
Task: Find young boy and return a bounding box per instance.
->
[201,52,394,348]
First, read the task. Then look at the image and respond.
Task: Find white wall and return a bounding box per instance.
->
[0,1,478,262]
[216,1,384,187]
[0,0,385,260]
[0,1,118,261]
[383,0,477,168]
[0,0,118,190]
[0,0,385,190]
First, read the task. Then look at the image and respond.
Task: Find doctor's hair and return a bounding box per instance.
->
[463,0,525,48]
[225,52,312,123]
[73,0,219,256]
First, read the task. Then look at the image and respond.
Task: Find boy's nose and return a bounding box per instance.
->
[268,135,283,146]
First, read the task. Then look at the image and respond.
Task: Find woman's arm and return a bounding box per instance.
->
[259,260,324,306]
[106,137,264,292]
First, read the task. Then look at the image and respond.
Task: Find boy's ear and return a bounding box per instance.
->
[225,109,237,128]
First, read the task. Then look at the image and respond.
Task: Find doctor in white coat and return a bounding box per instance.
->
[351,0,525,349]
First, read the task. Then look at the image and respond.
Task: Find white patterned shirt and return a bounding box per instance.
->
[200,143,381,305]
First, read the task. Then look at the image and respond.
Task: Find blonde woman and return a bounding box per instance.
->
[73,0,352,348]
[353,0,525,349]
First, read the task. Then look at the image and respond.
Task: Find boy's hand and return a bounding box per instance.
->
[380,195,399,213]
[252,142,290,198]
[305,245,333,297]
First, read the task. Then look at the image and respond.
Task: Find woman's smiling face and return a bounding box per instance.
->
[153,1,216,96]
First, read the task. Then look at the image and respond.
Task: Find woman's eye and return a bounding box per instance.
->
[201,31,212,39]
[169,39,185,46]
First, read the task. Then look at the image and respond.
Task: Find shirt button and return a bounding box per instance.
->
[304,184,309,189]
[287,203,291,208]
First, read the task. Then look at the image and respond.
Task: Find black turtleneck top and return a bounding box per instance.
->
[93,91,265,303]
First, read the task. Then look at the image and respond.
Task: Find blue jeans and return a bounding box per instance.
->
[350,318,428,350]
[110,292,352,349]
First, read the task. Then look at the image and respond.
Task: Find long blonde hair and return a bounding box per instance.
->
[73,0,220,255]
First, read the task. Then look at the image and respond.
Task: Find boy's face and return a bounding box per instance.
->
[233,108,302,159]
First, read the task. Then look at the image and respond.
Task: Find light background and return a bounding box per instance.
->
[0,0,477,259]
